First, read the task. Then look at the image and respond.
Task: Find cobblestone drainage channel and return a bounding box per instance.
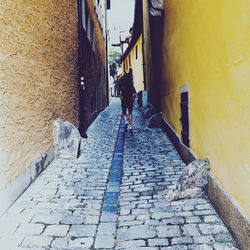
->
[102,119,125,213]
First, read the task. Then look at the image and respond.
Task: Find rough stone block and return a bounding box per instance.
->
[54,120,81,159]
[165,159,210,201]
[148,112,162,128]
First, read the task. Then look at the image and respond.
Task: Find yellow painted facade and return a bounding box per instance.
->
[160,0,250,216]
[121,35,144,93]
[0,1,79,188]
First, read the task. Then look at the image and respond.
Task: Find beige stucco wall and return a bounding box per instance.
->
[0,0,79,188]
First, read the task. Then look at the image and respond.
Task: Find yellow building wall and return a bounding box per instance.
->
[161,0,250,216]
[0,1,79,188]
[121,35,144,93]
[87,0,107,67]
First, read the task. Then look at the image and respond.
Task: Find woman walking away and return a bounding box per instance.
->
[119,69,137,132]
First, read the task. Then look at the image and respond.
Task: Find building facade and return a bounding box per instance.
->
[139,0,250,248]
[0,0,109,215]
[120,0,145,95]
[121,34,144,94]
[78,0,109,134]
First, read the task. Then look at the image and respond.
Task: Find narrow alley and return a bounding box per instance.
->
[0,99,238,249]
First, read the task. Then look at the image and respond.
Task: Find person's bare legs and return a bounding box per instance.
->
[129,112,132,125]
[123,113,127,123]
[123,112,128,130]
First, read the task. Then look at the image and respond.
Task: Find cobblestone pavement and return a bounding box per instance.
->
[0,98,239,249]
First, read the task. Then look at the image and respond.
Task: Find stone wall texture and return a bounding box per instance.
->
[0,0,79,188]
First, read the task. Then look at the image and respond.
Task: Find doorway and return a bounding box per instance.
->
[180,84,190,148]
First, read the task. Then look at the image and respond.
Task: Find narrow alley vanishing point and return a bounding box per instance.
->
[0,99,238,249]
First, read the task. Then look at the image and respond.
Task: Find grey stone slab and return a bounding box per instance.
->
[161,246,188,250]
[148,238,169,246]
[214,233,233,242]
[156,225,181,238]
[188,244,213,250]
[21,236,53,248]
[119,220,144,226]
[100,212,118,222]
[51,237,69,248]
[15,223,45,235]
[116,240,146,249]
[32,214,63,224]
[84,215,99,224]
[68,237,93,248]
[117,225,156,240]
[43,225,69,236]
[204,215,221,223]
[213,242,239,249]
[193,235,215,244]
[163,217,185,225]
[119,215,136,222]
[198,224,229,235]
[171,237,193,245]
[95,234,115,248]
[60,215,85,225]
[97,222,116,235]
[185,216,202,224]
[181,224,200,236]
[68,225,96,237]
[193,210,216,216]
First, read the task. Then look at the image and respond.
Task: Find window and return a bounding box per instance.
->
[135,46,138,59]
[129,55,131,67]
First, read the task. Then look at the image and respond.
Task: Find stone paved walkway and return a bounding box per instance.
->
[0,98,239,249]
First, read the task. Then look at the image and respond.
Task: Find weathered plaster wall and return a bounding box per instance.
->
[161,0,250,216]
[0,0,79,188]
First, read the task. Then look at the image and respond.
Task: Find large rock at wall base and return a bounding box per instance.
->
[148,112,162,128]
[54,120,81,159]
[143,106,156,119]
[165,158,210,202]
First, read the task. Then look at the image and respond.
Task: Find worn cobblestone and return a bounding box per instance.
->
[0,99,239,249]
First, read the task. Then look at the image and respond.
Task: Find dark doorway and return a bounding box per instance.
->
[180,91,190,148]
